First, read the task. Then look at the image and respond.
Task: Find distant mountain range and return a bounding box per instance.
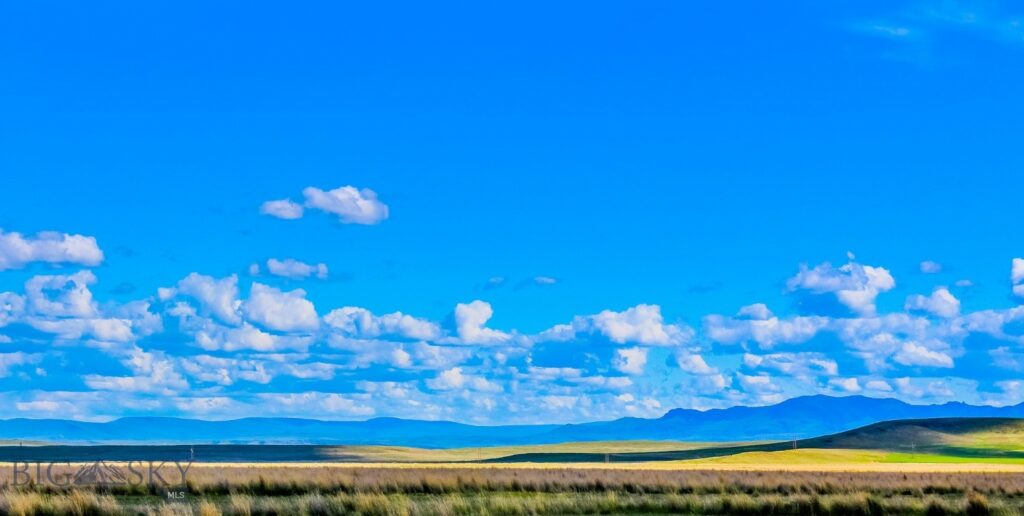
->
[3,395,1023,448]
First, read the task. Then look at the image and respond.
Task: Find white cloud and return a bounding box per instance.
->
[737,373,779,392]
[676,353,717,375]
[303,185,389,225]
[243,283,319,332]
[787,259,895,315]
[893,342,954,368]
[176,311,313,352]
[179,354,335,385]
[175,397,236,414]
[24,271,98,318]
[955,279,974,288]
[588,304,692,346]
[0,293,25,328]
[737,303,773,320]
[865,379,893,392]
[920,260,943,274]
[257,392,374,417]
[324,306,441,341]
[453,300,510,344]
[704,314,828,348]
[426,367,501,392]
[905,287,960,318]
[259,199,304,220]
[534,276,558,285]
[613,347,648,375]
[266,258,328,280]
[0,352,42,377]
[83,349,189,395]
[0,229,103,271]
[164,273,242,325]
[829,377,862,393]
[1014,258,1024,297]
[743,352,838,377]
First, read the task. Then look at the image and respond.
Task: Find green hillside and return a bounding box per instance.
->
[799,417,1024,459]
[486,418,1024,463]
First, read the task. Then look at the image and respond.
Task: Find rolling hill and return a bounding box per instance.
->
[488,417,1024,463]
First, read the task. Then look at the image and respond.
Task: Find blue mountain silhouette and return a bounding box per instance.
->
[2,395,1021,447]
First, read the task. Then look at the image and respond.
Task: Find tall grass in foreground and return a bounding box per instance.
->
[0,489,1019,515]
[1,468,1023,514]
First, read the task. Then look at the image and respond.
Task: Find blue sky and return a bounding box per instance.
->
[1,1,1024,423]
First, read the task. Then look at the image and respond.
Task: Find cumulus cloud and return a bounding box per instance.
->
[865,379,893,392]
[1013,258,1024,297]
[324,306,441,341]
[426,367,501,392]
[829,377,862,393]
[676,353,717,375]
[266,258,328,280]
[243,283,319,332]
[0,229,103,271]
[83,349,189,395]
[920,260,943,274]
[905,287,960,318]
[743,352,839,377]
[5,273,161,344]
[704,313,828,349]
[193,321,313,352]
[24,271,98,318]
[453,300,510,344]
[162,273,241,325]
[737,303,773,320]
[0,293,25,328]
[0,352,43,377]
[303,186,389,225]
[543,304,693,347]
[613,347,648,375]
[179,354,335,386]
[787,259,895,315]
[591,305,691,345]
[893,342,954,368]
[259,199,304,220]
[257,392,375,417]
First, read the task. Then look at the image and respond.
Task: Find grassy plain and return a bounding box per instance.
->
[3,418,1024,514]
[3,466,1024,514]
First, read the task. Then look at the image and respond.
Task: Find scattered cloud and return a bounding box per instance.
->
[613,347,648,375]
[533,276,558,286]
[261,185,389,225]
[453,300,511,344]
[905,287,960,318]
[920,260,943,274]
[303,186,389,225]
[787,258,895,315]
[243,283,319,333]
[259,199,304,220]
[1013,258,1024,298]
[0,229,103,271]
[266,258,328,280]
[324,307,440,341]
[893,342,954,368]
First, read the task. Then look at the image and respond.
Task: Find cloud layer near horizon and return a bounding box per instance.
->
[2,228,1024,424]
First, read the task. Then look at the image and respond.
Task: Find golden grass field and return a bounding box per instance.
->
[4,421,1024,514]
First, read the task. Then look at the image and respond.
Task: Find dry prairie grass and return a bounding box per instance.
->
[4,463,1024,514]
